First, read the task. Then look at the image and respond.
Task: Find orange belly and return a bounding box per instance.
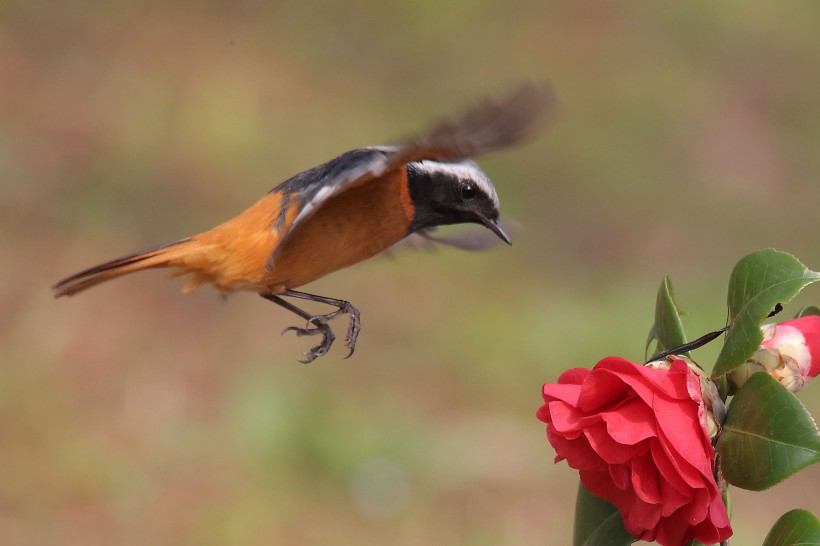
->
[181,170,414,293]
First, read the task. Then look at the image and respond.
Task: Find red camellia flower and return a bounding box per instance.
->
[537,357,731,546]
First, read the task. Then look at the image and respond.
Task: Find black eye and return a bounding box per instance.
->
[461,183,477,200]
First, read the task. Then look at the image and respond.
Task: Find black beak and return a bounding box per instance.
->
[481,217,512,245]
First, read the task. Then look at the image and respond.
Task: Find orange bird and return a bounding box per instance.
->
[53,83,555,362]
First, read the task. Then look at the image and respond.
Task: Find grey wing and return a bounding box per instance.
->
[265,146,399,270]
[394,81,557,165]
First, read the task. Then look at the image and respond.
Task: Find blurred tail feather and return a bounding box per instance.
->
[52,238,194,297]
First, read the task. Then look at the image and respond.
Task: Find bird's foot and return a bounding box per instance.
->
[280,301,361,361]
[282,317,336,364]
[264,290,362,363]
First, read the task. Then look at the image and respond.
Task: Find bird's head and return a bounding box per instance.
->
[405,160,510,244]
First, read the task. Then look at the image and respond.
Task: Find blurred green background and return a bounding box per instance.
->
[2,2,820,544]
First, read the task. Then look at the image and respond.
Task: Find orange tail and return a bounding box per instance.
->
[52,238,194,297]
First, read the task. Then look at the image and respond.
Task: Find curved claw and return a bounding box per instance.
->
[298,349,324,364]
[296,340,328,364]
[300,344,331,364]
[282,324,325,338]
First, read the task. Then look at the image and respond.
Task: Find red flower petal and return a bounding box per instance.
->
[584,420,647,464]
[630,451,661,505]
[542,380,584,406]
[599,397,657,445]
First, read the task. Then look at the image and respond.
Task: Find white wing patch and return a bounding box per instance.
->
[286,148,394,235]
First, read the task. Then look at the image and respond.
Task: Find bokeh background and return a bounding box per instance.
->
[2,2,820,544]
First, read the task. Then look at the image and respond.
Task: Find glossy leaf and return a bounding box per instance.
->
[796,306,820,318]
[712,249,820,378]
[762,509,820,546]
[646,276,689,360]
[573,482,634,546]
[716,373,820,490]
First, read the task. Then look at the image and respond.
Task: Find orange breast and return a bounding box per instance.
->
[269,170,414,290]
[178,169,414,293]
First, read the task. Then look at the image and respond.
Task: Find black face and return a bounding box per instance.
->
[406,161,510,244]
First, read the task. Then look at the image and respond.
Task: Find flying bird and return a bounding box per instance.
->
[53,83,555,362]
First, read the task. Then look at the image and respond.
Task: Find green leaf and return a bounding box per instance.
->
[716,373,820,490]
[646,276,689,360]
[796,306,820,318]
[573,482,635,546]
[762,509,820,546]
[712,249,820,378]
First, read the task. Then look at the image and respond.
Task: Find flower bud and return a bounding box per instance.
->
[730,315,820,393]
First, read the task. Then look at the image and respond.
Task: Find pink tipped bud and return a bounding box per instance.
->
[731,315,820,393]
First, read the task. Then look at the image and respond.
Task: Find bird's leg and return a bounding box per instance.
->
[279,289,361,358]
[260,290,361,363]
[260,293,335,364]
